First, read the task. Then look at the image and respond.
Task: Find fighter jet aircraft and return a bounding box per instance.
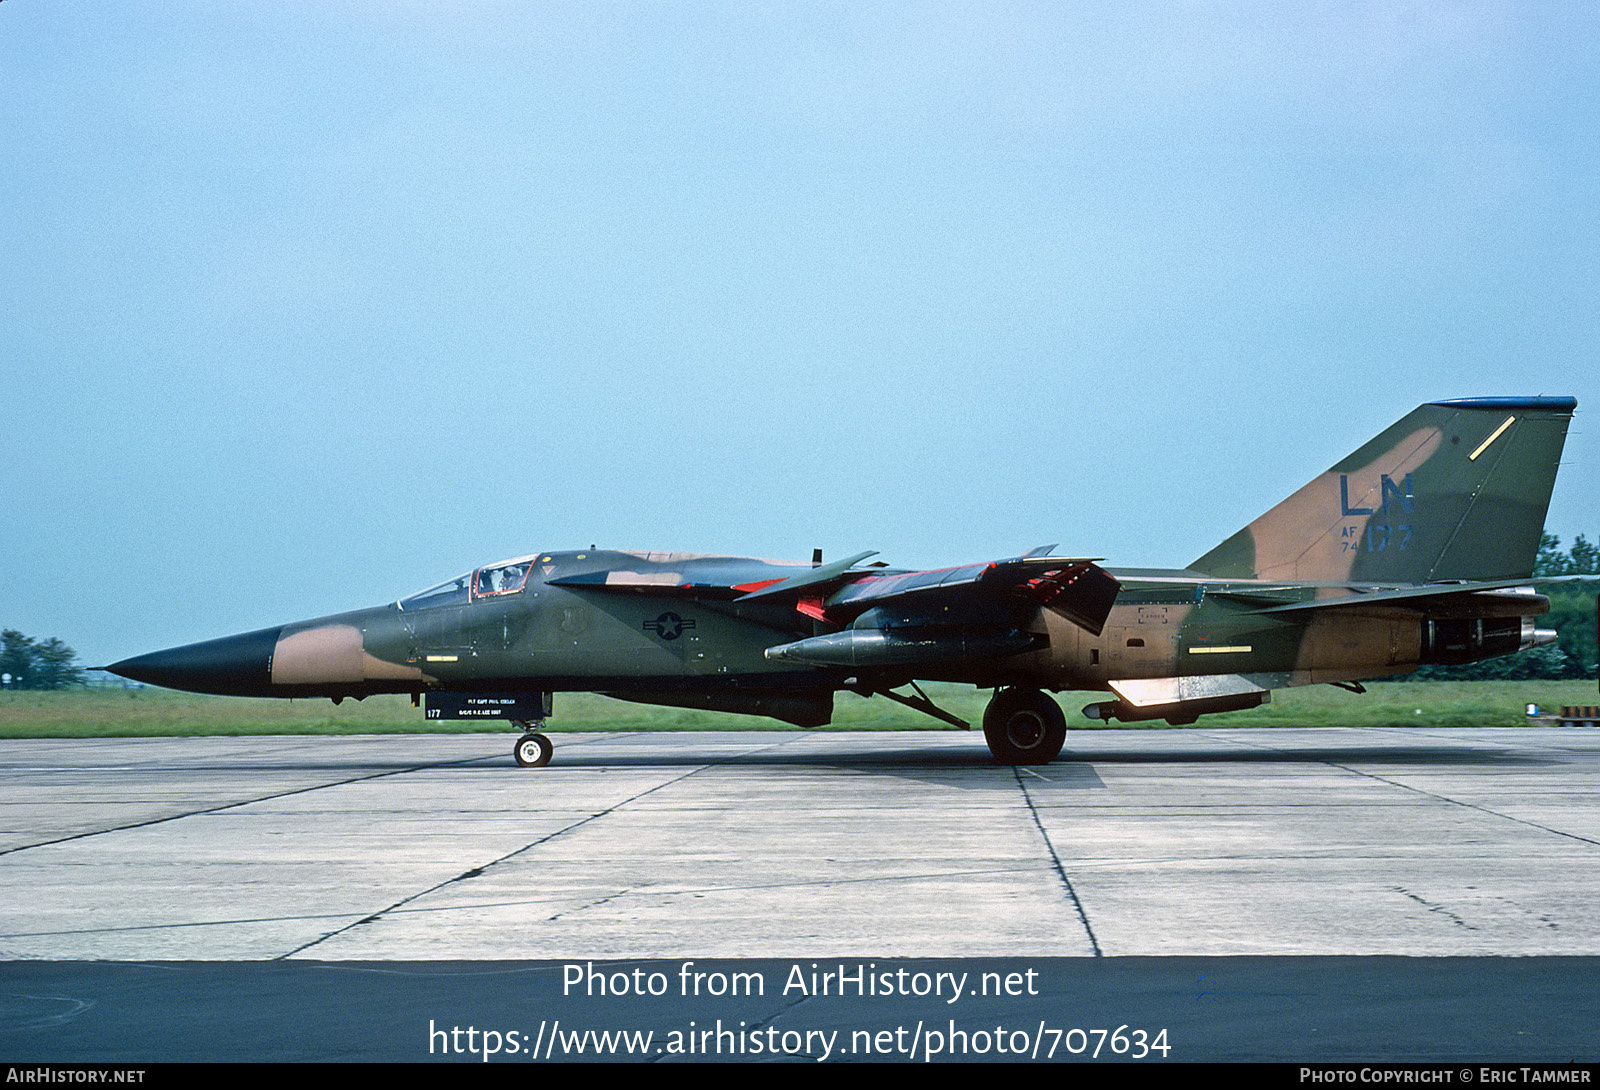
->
[107,396,1576,767]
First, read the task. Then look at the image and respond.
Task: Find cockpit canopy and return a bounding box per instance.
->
[398,555,537,610]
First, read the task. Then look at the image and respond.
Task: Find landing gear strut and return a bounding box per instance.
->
[982,688,1066,765]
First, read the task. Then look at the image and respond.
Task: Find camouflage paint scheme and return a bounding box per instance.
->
[108,397,1576,765]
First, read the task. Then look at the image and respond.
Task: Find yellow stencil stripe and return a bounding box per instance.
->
[1469,415,1515,461]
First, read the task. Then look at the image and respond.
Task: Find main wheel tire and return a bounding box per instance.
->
[982,688,1067,765]
[513,732,553,768]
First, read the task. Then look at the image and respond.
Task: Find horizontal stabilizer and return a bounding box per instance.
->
[1240,577,1583,616]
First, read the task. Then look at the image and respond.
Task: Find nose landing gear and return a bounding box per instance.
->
[512,722,553,768]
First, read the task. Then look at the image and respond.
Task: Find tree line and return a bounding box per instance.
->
[0,630,84,690]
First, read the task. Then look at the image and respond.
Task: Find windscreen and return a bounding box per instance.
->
[397,574,471,611]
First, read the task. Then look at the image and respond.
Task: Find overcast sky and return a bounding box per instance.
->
[3,2,1596,667]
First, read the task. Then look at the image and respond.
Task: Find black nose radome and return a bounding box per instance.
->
[105,626,283,696]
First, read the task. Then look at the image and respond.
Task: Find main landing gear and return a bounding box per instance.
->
[982,687,1067,765]
[512,721,553,768]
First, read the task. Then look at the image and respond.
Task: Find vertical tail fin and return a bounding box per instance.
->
[1191,397,1576,584]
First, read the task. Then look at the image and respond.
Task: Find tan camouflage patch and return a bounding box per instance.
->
[271,625,425,685]
[1243,427,1443,582]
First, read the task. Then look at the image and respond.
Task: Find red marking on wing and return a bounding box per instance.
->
[733,578,784,593]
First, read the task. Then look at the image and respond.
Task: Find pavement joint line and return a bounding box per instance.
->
[0,909,386,939]
[1327,764,1600,849]
[275,729,832,953]
[0,751,506,858]
[1206,729,1600,850]
[1012,767,1102,957]
[274,763,716,958]
[0,864,1065,944]
[274,732,832,958]
[505,864,1061,902]
[0,731,618,777]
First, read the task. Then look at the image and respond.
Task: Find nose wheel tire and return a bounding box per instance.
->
[514,732,553,768]
[982,688,1066,765]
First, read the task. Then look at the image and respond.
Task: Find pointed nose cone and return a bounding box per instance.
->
[105,626,283,696]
